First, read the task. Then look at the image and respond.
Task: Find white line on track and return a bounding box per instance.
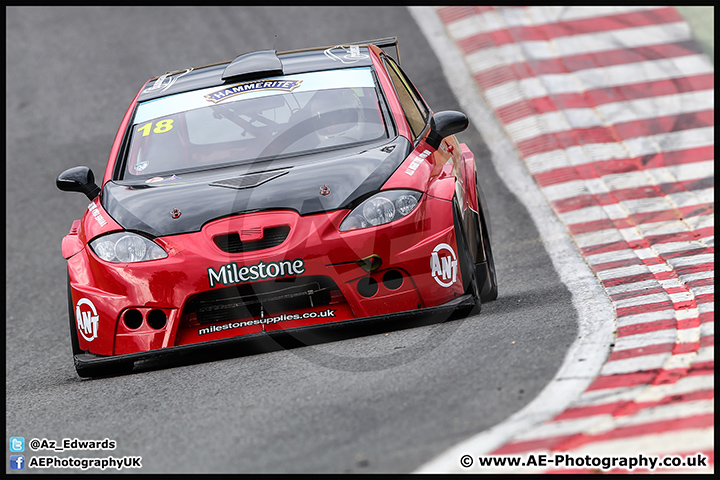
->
[541,160,714,203]
[409,6,616,473]
[446,6,657,39]
[615,309,676,327]
[504,90,714,143]
[510,398,714,441]
[517,23,692,60]
[576,373,714,406]
[464,22,694,75]
[483,55,713,109]
[525,126,715,174]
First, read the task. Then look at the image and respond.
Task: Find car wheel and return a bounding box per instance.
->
[476,210,498,302]
[453,200,482,315]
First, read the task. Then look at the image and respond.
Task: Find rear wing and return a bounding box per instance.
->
[281,36,401,64]
[348,36,400,64]
[151,37,402,84]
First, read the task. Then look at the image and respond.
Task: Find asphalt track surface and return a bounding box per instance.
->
[6,7,579,473]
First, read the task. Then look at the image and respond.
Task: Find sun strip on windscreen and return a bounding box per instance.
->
[134,67,376,125]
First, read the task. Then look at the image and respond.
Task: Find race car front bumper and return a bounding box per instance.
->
[66,192,470,362]
[72,293,477,377]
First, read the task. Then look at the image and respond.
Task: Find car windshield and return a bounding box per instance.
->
[122,67,388,178]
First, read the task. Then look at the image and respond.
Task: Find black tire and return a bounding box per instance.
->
[476,211,498,302]
[453,200,482,315]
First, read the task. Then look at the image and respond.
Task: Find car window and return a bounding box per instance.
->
[383,56,430,140]
[121,68,388,179]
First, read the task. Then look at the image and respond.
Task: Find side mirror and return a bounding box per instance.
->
[426,110,469,149]
[56,166,100,200]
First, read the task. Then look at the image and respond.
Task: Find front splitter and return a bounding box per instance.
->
[74,294,479,377]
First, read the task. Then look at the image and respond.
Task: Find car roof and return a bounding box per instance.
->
[137,37,399,103]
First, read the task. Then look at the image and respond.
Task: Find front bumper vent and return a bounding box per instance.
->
[213,225,290,253]
[183,276,339,325]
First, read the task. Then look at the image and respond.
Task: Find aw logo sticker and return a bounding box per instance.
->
[430,243,458,287]
[75,298,99,342]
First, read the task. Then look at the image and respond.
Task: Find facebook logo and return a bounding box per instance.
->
[10,437,25,452]
[9,455,25,470]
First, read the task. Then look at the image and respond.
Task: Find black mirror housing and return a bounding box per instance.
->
[56,166,100,200]
[426,110,469,149]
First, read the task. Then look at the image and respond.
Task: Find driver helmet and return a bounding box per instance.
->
[308,88,361,140]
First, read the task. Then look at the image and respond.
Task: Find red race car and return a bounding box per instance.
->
[57,37,497,377]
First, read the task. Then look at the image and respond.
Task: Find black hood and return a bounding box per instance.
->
[102,137,412,237]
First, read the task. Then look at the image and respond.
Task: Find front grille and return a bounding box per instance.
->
[183,276,339,325]
[214,225,290,253]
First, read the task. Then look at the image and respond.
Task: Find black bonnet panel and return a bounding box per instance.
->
[102,137,412,237]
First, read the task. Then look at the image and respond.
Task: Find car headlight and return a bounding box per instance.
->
[89,232,168,263]
[340,190,421,231]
